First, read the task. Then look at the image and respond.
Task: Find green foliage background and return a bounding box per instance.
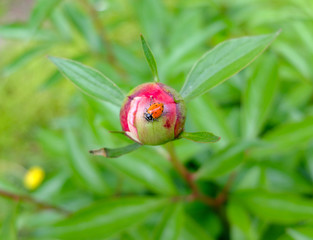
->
[1,0,313,239]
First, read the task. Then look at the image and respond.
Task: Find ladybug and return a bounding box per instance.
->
[144,102,164,122]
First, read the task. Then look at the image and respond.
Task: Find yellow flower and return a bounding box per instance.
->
[24,166,45,190]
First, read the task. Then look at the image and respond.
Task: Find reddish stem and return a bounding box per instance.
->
[166,142,236,209]
[165,142,218,207]
[215,172,237,205]
[0,189,71,215]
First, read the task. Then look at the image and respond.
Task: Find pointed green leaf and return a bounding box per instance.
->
[49,57,125,106]
[140,34,160,82]
[233,190,313,224]
[39,197,168,239]
[180,31,280,101]
[242,54,279,139]
[89,143,141,158]
[179,132,220,143]
[153,204,183,240]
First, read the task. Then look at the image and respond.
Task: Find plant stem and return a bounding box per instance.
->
[165,142,237,207]
[165,142,217,207]
[216,172,236,205]
[165,142,235,239]
[0,189,71,215]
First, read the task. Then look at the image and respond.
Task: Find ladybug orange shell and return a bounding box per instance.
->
[144,102,164,121]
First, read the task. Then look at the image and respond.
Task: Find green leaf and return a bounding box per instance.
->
[180,31,280,101]
[102,149,176,195]
[179,132,220,143]
[0,23,55,40]
[275,41,311,80]
[237,167,264,193]
[64,3,102,52]
[65,129,110,195]
[242,54,279,139]
[29,0,62,31]
[39,197,168,239]
[51,8,73,41]
[89,143,141,158]
[264,117,313,145]
[251,117,313,156]
[264,167,312,194]
[49,57,125,107]
[161,22,225,77]
[227,201,253,239]
[2,45,48,77]
[233,190,313,224]
[153,204,183,240]
[179,216,214,240]
[0,203,18,240]
[39,71,62,90]
[0,178,26,195]
[187,94,234,145]
[140,34,160,82]
[287,227,313,240]
[40,53,89,89]
[121,227,150,240]
[32,172,69,201]
[135,0,165,54]
[306,143,313,180]
[196,141,256,180]
[283,82,313,110]
[293,22,313,55]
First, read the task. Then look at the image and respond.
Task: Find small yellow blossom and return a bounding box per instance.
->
[24,166,45,190]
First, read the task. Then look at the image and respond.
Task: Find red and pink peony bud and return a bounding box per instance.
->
[120,82,186,145]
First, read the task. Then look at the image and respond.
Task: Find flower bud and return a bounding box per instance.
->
[120,82,186,145]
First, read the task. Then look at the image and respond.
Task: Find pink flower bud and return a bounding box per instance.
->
[120,82,186,145]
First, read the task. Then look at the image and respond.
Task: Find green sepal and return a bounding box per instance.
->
[89,143,141,158]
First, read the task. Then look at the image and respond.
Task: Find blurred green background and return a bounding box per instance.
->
[1,0,313,239]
